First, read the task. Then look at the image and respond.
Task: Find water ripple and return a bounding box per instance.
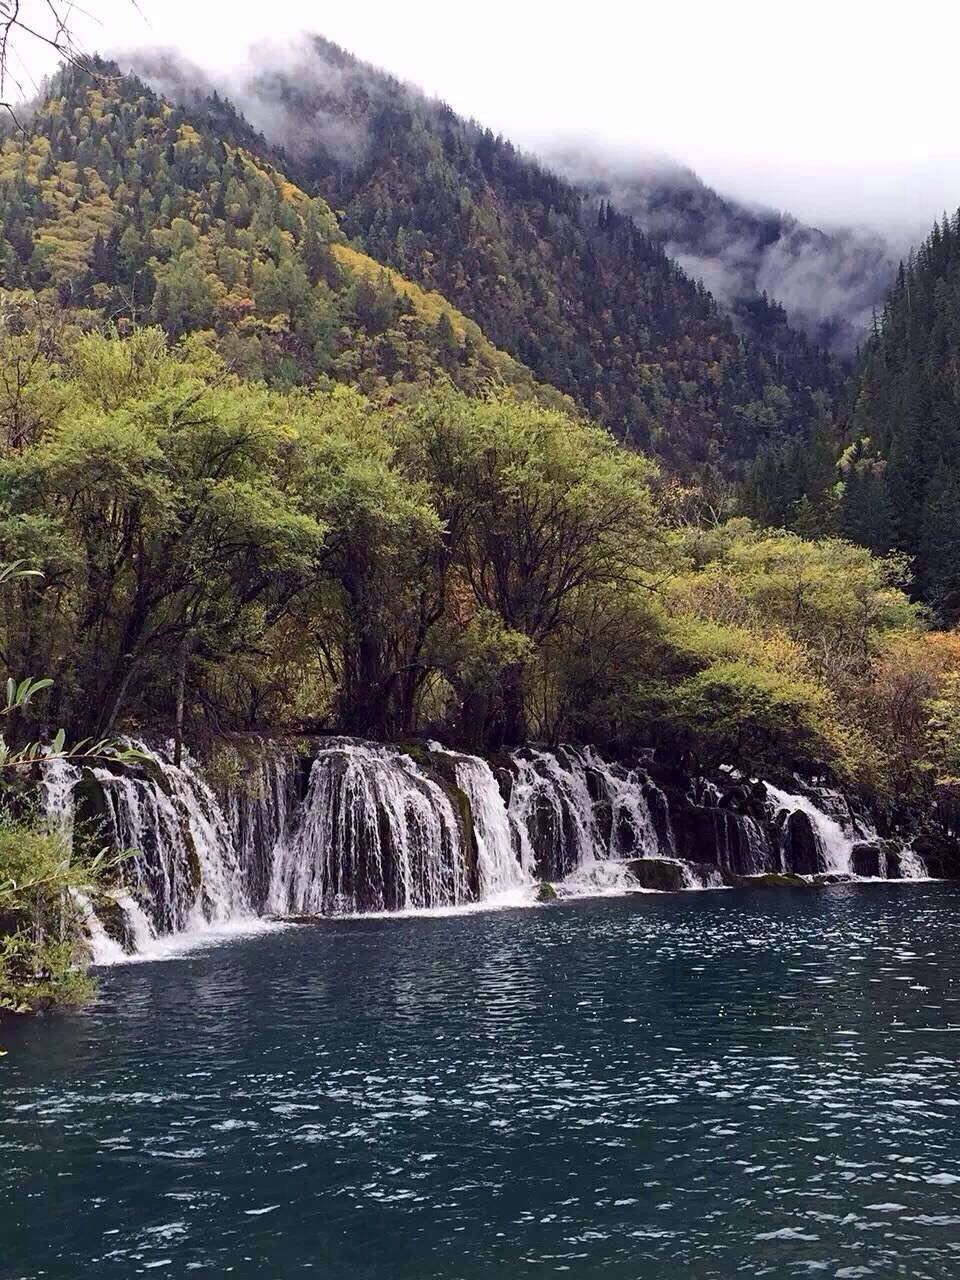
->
[3,884,960,1278]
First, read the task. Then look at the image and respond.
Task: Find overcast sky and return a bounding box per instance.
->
[15,0,960,232]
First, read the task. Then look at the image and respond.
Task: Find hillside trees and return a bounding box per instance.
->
[0,326,950,811]
[751,211,960,624]
[0,64,558,411]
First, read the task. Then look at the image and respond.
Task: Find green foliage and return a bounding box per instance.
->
[0,814,100,1013]
[0,326,941,800]
[0,65,558,412]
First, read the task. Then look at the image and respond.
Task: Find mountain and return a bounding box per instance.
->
[128,38,844,479]
[547,147,900,357]
[738,211,960,624]
[841,213,960,620]
[0,61,559,411]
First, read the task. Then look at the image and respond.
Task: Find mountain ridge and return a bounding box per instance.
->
[123,36,844,479]
[547,145,901,357]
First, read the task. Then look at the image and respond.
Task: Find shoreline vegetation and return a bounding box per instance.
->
[2,324,960,1013]
[0,61,959,1016]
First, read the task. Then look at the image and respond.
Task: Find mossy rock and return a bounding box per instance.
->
[724,871,811,889]
[90,891,130,949]
[184,827,203,893]
[128,754,176,797]
[536,881,558,902]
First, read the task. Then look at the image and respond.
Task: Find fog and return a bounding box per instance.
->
[14,0,947,237]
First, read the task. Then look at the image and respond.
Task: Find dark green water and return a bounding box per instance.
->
[4,884,960,1279]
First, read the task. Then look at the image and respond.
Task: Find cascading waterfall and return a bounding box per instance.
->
[44,737,935,961]
[764,782,861,874]
[267,741,469,916]
[448,754,535,898]
[506,746,664,881]
[223,749,301,912]
[90,743,252,933]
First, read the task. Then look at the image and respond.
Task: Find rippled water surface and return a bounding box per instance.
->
[4,884,960,1278]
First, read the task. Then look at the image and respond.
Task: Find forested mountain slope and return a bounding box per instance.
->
[131,38,842,478]
[0,63,558,409]
[548,147,898,357]
[741,212,960,624]
[841,214,960,621]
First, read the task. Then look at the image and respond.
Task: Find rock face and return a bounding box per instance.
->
[780,810,825,875]
[911,833,960,879]
[850,843,883,878]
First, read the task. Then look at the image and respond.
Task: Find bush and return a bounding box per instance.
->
[0,813,99,1014]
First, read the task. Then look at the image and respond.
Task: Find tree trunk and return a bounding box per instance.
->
[173,636,191,767]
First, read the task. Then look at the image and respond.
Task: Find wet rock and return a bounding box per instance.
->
[809,872,856,886]
[780,810,824,875]
[724,871,811,889]
[593,799,614,849]
[850,843,883,878]
[536,881,558,902]
[912,832,960,879]
[613,808,643,856]
[670,806,768,875]
[643,785,674,853]
[625,858,687,892]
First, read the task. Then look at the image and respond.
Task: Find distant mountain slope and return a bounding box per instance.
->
[739,212,960,624]
[548,148,900,357]
[842,213,960,620]
[0,62,558,410]
[129,39,843,478]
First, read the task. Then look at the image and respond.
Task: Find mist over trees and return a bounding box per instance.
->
[124,38,844,483]
[548,147,901,358]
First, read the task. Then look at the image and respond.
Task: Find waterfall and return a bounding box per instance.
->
[71,892,128,965]
[43,737,939,960]
[506,747,662,880]
[267,741,468,916]
[449,754,535,898]
[88,743,252,934]
[896,846,927,880]
[764,782,858,874]
[223,749,301,912]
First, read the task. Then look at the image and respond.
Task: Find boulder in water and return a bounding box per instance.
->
[724,871,810,889]
[625,858,687,892]
[536,881,558,902]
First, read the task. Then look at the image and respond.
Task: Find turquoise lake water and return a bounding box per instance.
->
[3,883,960,1278]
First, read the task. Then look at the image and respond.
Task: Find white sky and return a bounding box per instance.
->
[12,0,960,233]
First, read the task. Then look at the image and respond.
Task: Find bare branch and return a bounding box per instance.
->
[0,1,143,115]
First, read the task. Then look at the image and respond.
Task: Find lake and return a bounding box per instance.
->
[4,883,960,1278]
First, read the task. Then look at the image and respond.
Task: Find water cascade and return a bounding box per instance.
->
[764,783,868,875]
[266,741,469,916]
[447,753,535,899]
[44,737,935,959]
